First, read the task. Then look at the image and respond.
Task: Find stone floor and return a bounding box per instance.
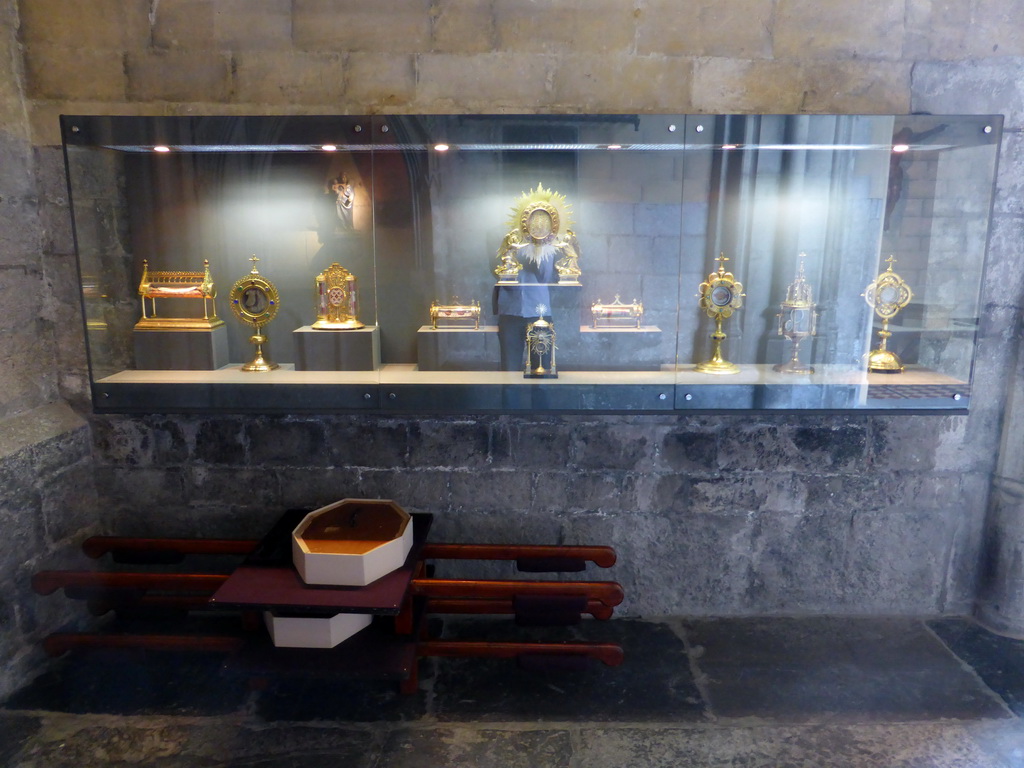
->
[3,616,1024,767]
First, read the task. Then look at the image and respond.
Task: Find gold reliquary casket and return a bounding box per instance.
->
[313,263,364,329]
[135,259,222,330]
[591,295,644,328]
[430,298,481,329]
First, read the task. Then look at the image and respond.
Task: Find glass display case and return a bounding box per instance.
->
[62,113,1002,413]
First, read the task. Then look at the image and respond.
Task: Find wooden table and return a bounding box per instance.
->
[210,510,432,615]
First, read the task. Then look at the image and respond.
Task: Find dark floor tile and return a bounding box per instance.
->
[688,616,958,670]
[217,759,375,768]
[254,673,428,723]
[2,648,248,717]
[0,712,41,765]
[11,722,218,768]
[575,723,1011,768]
[11,721,382,768]
[381,727,574,768]
[700,664,1008,722]
[686,617,1009,723]
[208,724,381,768]
[431,618,704,722]
[929,617,1024,717]
[964,718,1024,768]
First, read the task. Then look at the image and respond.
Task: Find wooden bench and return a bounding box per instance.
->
[32,512,625,694]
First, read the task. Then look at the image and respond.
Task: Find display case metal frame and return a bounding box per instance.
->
[63,113,1002,415]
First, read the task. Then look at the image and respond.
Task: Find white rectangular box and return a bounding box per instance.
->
[263,610,372,648]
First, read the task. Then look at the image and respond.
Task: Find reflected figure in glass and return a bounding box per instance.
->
[317,173,356,243]
[493,184,579,370]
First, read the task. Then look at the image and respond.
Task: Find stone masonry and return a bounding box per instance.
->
[0,0,97,700]
[0,404,97,701]
[89,410,989,618]
[2,0,1024,698]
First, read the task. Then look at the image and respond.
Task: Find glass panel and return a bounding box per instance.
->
[62,114,1001,413]
[65,116,382,409]
[674,114,1000,410]
[371,115,682,409]
[881,115,1000,387]
[67,142,134,382]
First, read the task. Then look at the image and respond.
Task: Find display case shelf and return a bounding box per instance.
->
[63,113,1002,414]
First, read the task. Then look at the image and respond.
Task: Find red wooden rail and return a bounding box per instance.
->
[420,543,616,568]
[425,597,614,620]
[38,536,625,669]
[42,632,624,668]
[35,570,623,609]
[43,632,245,657]
[32,571,228,596]
[418,640,624,667]
[86,594,216,616]
[82,536,258,559]
[411,578,624,607]
[81,536,616,568]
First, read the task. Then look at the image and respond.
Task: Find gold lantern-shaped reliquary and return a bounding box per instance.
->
[313,263,364,330]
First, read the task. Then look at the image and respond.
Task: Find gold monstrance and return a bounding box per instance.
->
[863,255,913,373]
[495,184,580,284]
[774,254,818,374]
[229,256,280,372]
[696,253,745,374]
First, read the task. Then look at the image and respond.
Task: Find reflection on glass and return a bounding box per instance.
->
[62,113,1001,411]
[774,254,818,375]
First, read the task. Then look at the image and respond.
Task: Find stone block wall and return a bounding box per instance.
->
[1,1,53,418]
[914,58,1024,634]
[11,1,1022,144]
[90,409,988,617]
[0,404,98,701]
[22,0,1024,144]
[0,0,100,698]
[1,1,1022,643]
